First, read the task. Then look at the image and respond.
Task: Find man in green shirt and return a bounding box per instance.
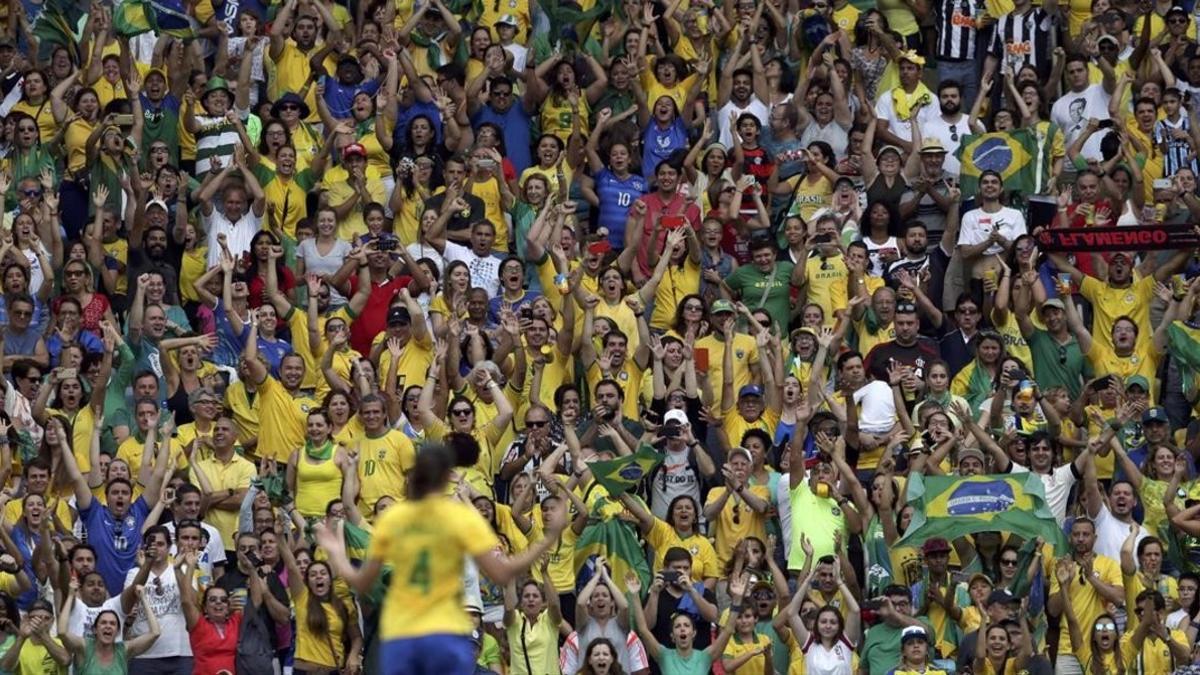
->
[720,237,803,331]
[860,585,935,675]
[1016,297,1090,400]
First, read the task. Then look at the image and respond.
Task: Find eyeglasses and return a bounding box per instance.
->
[20,189,41,197]
[1094,621,1116,630]
[492,90,512,97]
[684,303,704,311]
[949,124,958,143]
[957,306,978,315]
[207,595,229,604]
[1170,17,1189,24]
[731,503,740,525]
[451,408,473,417]
[279,104,300,111]
[11,309,31,317]
[721,186,738,194]
[1000,558,1018,566]
[1058,345,1068,365]
[151,146,169,153]
[65,269,87,277]
[525,420,548,428]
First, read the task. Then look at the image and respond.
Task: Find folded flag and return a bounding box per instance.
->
[897,472,1069,554]
[575,496,651,596]
[1168,320,1200,399]
[587,445,663,498]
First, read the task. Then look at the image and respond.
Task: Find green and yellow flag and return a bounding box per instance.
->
[574,495,652,596]
[957,127,1051,196]
[588,445,663,498]
[897,473,1069,554]
[112,0,197,38]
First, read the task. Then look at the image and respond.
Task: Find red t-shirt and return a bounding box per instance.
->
[634,191,703,278]
[248,265,296,309]
[348,274,412,354]
[190,611,242,675]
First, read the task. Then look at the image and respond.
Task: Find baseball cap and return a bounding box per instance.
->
[919,138,947,154]
[1125,375,1150,392]
[1167,5,1188,17]
[342,143,368,160]
[387,306,412,326]
[921,538,951,555]
[496,13,519,26]
[968,573,994,588]
[875,144,903,159]
[146,198,169,212]
[900,626,929,644]
[663,409,689,426]
[739,384,764,399]
[987,588,1020,606]
[1143,407,1169,424]
[790,326,819,341]
[730,447,753,464]
[0,36,14,49]
[710,299,735,314]
[1040,298,1065,313]
[1097,34,1119,46]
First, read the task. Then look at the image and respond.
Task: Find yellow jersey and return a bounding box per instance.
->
[370,496,500,639]
[353,429,416,515]
[257,375,318,462]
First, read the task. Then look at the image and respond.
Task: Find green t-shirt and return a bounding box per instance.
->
[725,261,795,331]
[657,647,713,675]
[861,619,934,675]
[1027,329,1089,400]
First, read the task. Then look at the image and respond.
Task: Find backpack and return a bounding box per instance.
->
[236,606,275,674]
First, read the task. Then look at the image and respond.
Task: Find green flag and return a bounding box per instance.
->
[1168,321,1200,399]
[112,0,197,38]
[956,127,1051,196]
[897,473,1069,554]
[587,445,663,497]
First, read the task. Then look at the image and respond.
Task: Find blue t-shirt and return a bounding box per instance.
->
[81,496,151,594]
[212,300,243,368]
[642,118,689,180]
[595,168,648,248]
[393,102,444,153]
[487,290,542,326]
[322,77,381,119]
[472,104,533,174]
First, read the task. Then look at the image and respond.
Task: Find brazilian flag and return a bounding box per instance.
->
[957,128,1050,197]
[574,496,652,596]
[31,0,86,62]
[897,473,1069,554]
[1167,320,1200,399]
[588,445,663,497]
[112,0,197,38]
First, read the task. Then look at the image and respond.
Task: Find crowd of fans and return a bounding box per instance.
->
[8,0,1200,673]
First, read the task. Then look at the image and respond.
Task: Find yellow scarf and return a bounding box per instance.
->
[892,82,934,121]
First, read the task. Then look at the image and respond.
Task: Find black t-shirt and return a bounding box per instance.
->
[424,192,487,236]
[216,566,289,648]
[864,337,942,383]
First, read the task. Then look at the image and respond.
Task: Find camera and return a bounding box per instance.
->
[662,424,681,439]
[661,570,682,586]
[375,238,398,251]
[519,306,533,321]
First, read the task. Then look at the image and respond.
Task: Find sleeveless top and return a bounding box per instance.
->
[866,174,909,214]
[295,454,343,518]
[78,640,127,675]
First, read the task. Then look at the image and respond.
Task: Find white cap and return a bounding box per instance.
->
[663,409,689,426]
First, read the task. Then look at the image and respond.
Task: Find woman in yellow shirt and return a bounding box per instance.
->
[280,541,363,674]
[389,157,436,245]
[11,70,56,144]
[429,260,472,339]
[618,492,719,586]
[316,443,566,674]
[286,409,352,519]
[972,620,1032,675]
[526,53,608,143]
[1057,559,1122,675]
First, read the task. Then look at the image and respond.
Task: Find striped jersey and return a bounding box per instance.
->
[989,7,1054,77]
[1156,114,1198,176]
[936,0,986,61]
[194,112,244,175]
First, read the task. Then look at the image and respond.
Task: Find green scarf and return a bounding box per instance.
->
[408,30,449,72]
[305,439,334,461]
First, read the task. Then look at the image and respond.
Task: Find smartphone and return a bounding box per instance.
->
[518,306,533,321]
[60,368,77,380]
[478,159,497,171]
[112,113,134,126]
[661,569,682,586]
[1153,178,1173,190]
[660,215,686,230]
[376,238,398,251]
[694,347,709,371]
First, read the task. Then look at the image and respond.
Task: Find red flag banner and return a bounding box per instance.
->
[1035,225,1200,252]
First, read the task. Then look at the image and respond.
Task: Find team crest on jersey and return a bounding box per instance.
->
[377,450,387,459]
[736,350,745,359]
[1125,293,1135,303]
[125,515,135,529]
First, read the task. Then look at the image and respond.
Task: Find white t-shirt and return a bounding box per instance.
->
[442,241,502,298]
[958,206,1028,258]
[123,565,192,658]
[874,94,940,143]
[1092,503,1149,563]
[1009,461,1077,523]
[68,595,124,642]
[1051,84,1112,148]
[717,98,770,148]
[204,207,264,268]
[165,520,227,586]
[854,380,897,435]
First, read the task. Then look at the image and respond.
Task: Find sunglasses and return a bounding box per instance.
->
[525,420,548,428]
[1095,621,1116,630]
[451,408,473,417]
[1000,558,1018,566]
[65,269,87,277]
[20,189,41,197]
[279,104,300,111]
